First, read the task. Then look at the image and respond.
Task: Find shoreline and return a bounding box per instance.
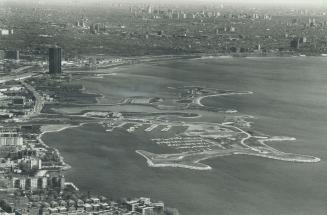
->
[136,150,212,171]
[136,148,321,172]
[194,91,254,107]
[38,123,87,171]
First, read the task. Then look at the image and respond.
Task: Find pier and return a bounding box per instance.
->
[145,124,158,132]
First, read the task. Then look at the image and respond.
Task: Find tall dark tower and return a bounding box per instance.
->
[49,47,62,74]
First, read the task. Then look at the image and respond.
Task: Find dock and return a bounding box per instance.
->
[145,124,158,132]
[161,125,172,132]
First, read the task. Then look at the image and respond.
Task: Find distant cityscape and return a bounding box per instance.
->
[1,1,327,58]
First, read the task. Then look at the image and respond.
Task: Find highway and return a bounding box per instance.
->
[0,65,45,119]
[0,66,34,83]
[20,80,45,118]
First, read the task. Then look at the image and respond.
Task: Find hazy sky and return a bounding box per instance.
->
[220,0,326,5]
[4,0,327,7]
[97,0,323,6]
[168,0,325,6]
[79,0,326,5]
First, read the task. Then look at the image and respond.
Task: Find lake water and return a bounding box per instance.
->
[44,57,327,215]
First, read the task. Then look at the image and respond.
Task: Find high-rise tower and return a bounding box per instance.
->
[49,47,62,74]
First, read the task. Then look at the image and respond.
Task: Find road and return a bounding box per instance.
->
[222,123,261,152]
[0,66,34,83]
[20,80,45,118]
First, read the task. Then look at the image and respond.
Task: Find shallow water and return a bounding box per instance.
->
[44,57,327,215]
